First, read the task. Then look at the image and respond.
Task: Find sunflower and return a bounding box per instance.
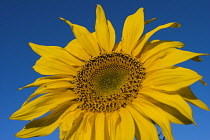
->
[10,5,209,140]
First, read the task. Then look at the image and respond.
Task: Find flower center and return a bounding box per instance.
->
[74,53,146,113]
[91,63,129,96]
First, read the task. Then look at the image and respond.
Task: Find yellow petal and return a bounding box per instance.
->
[191,56,202,61]
[177,87,209,111]
[10,92,76,120]
[192,54,209,62]
[132,22,181,57]
[104,114,109,140]
[114,41,123,52]
[60,17,100,57]
[126,105,159,140]
[64,112,84,140]
[133,98,174,140]
[94,113,105,140]
[121,8,144,54]
[18,74,73,89]
[77,112,94,140]
[144,18,157,25]
[143,66,202,91]
[139,87,195,125]
[140,40,184,63]
[22,81,74,106]
[95,5,116,52]
[200,79,207,85]
[69,113,89,140]
[15,104,70,138]
[65,39,90,61]
[33,57,77,75]
[59,104,81,140]
[144,48,208,72]
[155,101,194,125]
[65,112,93,140]
[107,21,116,51]
[107,111,120,140]
[116,108,135,140]
[29,42,83,66]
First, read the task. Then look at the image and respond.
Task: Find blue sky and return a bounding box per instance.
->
[1,0,209,140]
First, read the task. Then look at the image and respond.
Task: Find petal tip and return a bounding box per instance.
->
[9,113,17,120]
[59,17,65,21]
[136,7,144,13]
[193,121,197,126]
[96,4,104,15]
[9,116,14,120]
[28,42,35,47]
[138,7,144,11]
[96,4,102,8]
[59,17,73,27]
[200,79,207,85]
[145,18,157,25]
[170,22,181,28]
[28,42,39,50]
[15,132,25,138]
[9,114,19,120]
[17,86,24,90]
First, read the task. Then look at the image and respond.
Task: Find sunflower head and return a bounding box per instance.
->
[10,5,209,140]
[74,52,146,113]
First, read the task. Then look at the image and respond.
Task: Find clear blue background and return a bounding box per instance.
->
[1,0,209,140]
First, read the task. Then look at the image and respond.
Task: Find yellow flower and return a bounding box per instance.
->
[10,5,209,140]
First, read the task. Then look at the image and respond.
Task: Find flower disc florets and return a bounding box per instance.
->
[74,52,146,113]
